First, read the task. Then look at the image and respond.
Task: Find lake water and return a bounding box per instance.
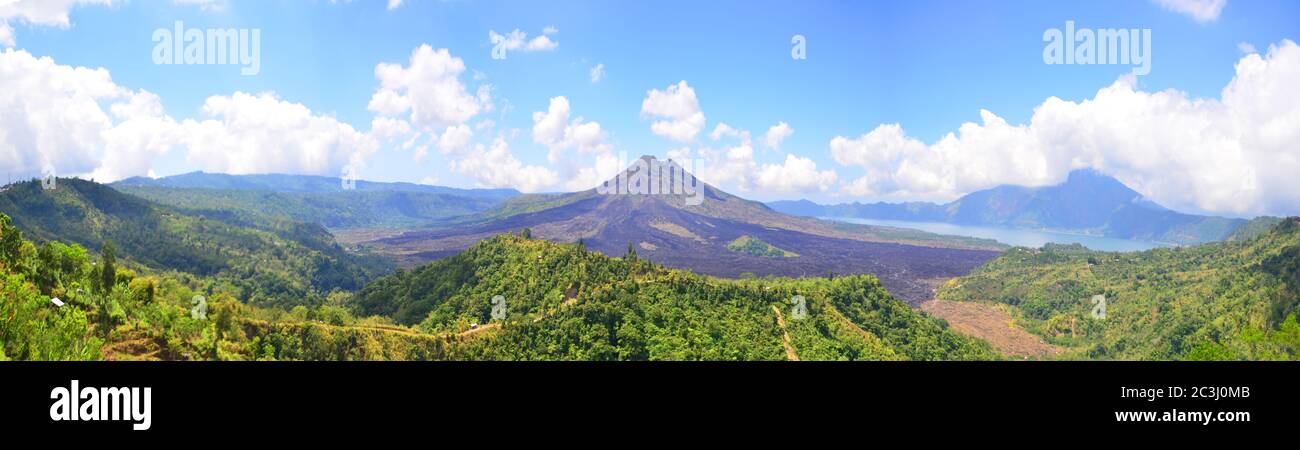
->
[825,217,1163,252]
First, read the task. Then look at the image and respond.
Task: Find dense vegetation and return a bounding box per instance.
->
[727,235,797,258]
[1,209,992,360]
[936,218,1300,360]
[357,232,994,360]
[0,179,388,308]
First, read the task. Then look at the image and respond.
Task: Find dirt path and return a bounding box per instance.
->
[921,300,1061,359]
[457,322,500,337]
[771,305,800,361]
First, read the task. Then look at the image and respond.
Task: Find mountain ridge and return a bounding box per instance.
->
[768,169,1270,246]
[355,155,1005,304]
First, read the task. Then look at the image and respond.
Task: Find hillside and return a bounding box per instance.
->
[770,169,1264,246]
[355,232,996,360]
[355,156,1004,304]
[935,218,1300,360]
[0,179,388,308]
[0,213,995,361]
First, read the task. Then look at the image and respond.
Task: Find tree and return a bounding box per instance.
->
[521,228,532,239]
[100,241,117,293]
[625,242,637,260]
[0,214,22,268]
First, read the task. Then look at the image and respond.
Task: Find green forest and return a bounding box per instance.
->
[0,207,993,360]
[936,218,1300,360]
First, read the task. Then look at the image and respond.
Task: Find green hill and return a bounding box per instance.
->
[727,235,798,258]
[935,218,1300,360]
[0,179,388,308]
[1,212,994,361]
[356,232,994,360]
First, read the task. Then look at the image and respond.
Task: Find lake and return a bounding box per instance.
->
[825,217,1163,252]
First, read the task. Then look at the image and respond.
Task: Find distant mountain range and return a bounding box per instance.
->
[115,171,518,198]
[355,156,1005,304]
[113,172,519,229]
[768,169,1278,246]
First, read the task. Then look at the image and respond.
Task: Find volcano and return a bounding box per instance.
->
[359,156,1003,304]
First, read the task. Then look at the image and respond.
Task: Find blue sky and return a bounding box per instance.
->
[3,0,1299,216]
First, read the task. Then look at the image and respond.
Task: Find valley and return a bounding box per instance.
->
[3,167,1297,361]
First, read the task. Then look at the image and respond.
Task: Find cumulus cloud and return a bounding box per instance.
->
[532,96,610,159]
[1152,0,1226,23]
[178,92,379,177]
[708,122,748,141]
[0,0,114,47]
[530,96,619,190]
[688,125,837,194]
[0,48,175,181]
[754,154,837,193]
[830,40,1300,216]
[453,137,558,192]
[0,49,378,183]
[762,122,794,150]
[641,80,706,143]
[369,45,490,130]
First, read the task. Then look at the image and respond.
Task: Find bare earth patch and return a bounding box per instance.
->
[921,300,1061,359]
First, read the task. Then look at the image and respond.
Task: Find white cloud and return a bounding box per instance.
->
[641,80,706,143]
[1238,42,1257,54]
[454,137,558,192]
[532,96,610,159]
[179,92,378,177]
[0,48,174,181]
[0,0,114,47]
[708,122,749,142]
[488,29,559,56]
[530,96,617,190]
[369,117,412,141]
[0,49,380,183]
[387,0,403,10]
[762,122,794,150]
[437,124,473,154]
[754,154,837,193]
[369,45,489,130]
[1152,0,1226,23]
[589,63,604,83]
[830,40,1300,216]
